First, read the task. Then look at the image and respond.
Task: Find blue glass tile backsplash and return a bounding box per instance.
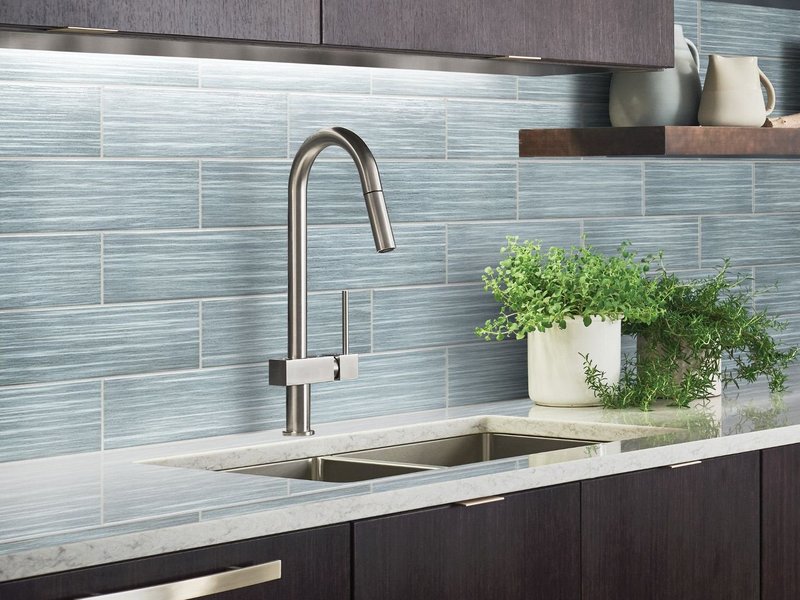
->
[1,0,799,460]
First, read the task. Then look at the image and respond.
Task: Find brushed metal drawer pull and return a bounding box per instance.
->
[455,495,505,507]
[81,559,281,599]
[669,460,702,469]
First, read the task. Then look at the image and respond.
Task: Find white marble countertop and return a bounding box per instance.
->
[2,373,800,582]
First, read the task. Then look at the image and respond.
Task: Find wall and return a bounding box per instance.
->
[1,0,799,461]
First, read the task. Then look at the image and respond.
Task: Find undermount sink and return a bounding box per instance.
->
[223,433,598,483]
[227,456,437,483]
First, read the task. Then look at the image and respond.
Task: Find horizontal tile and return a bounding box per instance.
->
[373,286,496,351]
[104,464,287,522]
[104,367,280,448]
[0,513,199,555]
[308,224,446,290]
[0,304,198,386]
[0,236,99,309]
[675,0,699,44]
[201,161,288,227]
[201,59,370,94]
[371,68,517,99]
[310,349,447,423]
[701,0,800,60]
[201,161,517,227]
[644,161,752,216]
[0,382,101,462]
[0,84,99,156]
[289,95,446,158]
[202,291,371,367]
[702,215,800,267]
[103,88,287,157]
[448,341,528,406]
[584,217,700,270]
[755,162,800,213]
[581,103,612,128]
[447,100,584,159]
[754,265,800,315]
[0,456,100,539]
[0,48,198,86]
[104,231,285,302]
[519,161,642,219]
[759,58,800,116]
[446,221,582,283]
[0,161,199,233]
[517,73,610,104]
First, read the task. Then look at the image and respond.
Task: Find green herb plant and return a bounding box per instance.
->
[583,261,798,411]
[475,237,664,341]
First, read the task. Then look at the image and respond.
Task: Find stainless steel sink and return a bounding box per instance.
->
[339,433,595,467]
[223,433,598,482]
[226,456,438,483]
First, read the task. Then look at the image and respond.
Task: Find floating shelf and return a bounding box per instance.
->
[519,126,800,158]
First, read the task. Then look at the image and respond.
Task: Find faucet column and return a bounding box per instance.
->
[286,148,313,436]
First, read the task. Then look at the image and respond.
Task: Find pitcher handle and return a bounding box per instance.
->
[759,68,776,116]
[686,39,700,67]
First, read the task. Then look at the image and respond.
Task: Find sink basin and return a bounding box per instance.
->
[339,433,595,467]
[222,433,598,482]
[227,456,438,483]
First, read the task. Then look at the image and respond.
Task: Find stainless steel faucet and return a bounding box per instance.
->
[268,127,396,436]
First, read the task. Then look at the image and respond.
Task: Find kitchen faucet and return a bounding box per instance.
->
[269,127,396,436]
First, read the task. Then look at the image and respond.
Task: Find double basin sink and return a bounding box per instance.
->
[225,433,598,483]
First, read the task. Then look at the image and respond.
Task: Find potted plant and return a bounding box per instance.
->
[582,261,798,411]
[475,238,663,407]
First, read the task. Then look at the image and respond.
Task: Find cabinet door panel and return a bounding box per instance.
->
[582,453,760,600]
[762,444,800,600]
[0,0,319,44]
[354,484,580,600]
[0,524,349,600]
[323,0,672,68]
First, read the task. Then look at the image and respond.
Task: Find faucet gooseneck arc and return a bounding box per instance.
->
[269,127,396,436]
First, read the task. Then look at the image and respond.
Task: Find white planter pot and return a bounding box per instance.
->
[527,316,621,407]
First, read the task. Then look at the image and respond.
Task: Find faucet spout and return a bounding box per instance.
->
[277,127,396,436]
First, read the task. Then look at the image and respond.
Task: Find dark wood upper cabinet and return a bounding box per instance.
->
[582,452,760,600]
[322,0,673,68]
[762,444,800,600]
[0,0,320,44]
[0,524,350,600]
[353,484,581,600]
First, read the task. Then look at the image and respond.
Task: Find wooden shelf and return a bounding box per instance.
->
[519,126,800,158]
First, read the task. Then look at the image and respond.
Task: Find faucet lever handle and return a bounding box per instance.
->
[341,290,349,355]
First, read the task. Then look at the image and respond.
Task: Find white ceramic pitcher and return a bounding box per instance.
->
[609,24,701,127]
[698,55,776,127]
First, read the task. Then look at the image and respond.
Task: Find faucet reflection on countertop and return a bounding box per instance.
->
[269,127,396,437]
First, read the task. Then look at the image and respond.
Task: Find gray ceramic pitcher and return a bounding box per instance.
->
[609,24,701,127]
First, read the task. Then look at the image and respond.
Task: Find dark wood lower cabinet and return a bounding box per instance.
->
[762,443,800,600]
[582,452,760,600]
[353,484,581,600]
[0,524,350,600]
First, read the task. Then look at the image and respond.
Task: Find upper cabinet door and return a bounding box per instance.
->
[0,0,320,44]
[323,0,673,68]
